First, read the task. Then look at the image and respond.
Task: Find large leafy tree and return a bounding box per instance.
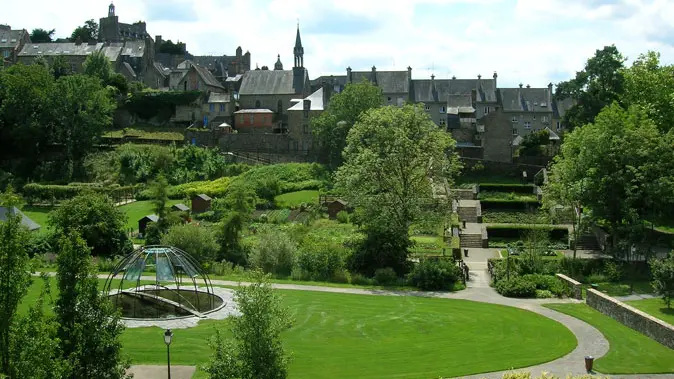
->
[30,28,56,43]
[51,55,71,79]
[651,253,674,309]
[83,51,113,83]
[55,232,129,379]
[203,271,292,379]
[623,51,674,133]
[547,104,674,257]
[311,80,382,168]
[49,193,131,257]
[555,45,626,130]
[51,74,115,179]
[0,187,32,375]
[336,104,460,274]
[70,19,98,43]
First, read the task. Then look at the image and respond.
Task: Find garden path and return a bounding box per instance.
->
[80,272,671,379]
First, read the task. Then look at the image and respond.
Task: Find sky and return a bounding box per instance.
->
[5,0,674,87]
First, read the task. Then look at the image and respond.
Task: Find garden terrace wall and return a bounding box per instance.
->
[486,224,568,242]
[587,289,674,349]
[480,200,541,211]
[478,183,536,195]
[556,274,582,300]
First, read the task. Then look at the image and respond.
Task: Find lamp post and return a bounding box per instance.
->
[164,329,173,379]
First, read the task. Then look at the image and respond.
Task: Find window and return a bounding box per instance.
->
[249,114,254,124]
[512,128,518,135]
[542,116,548,123]
[387,97,392,103]
[209,104,215,112]
[439,118,446,126]
[239,115,244,124]
[524,121,531,129]
[303,123,309,134]
[255,100,261,108]
[439,106,446,114]
[2,50,9,58]
[556,121,562,130]
[511,116,518,123]
[484,107,491,114]
[425,105,431,111]
[220,104,225,112]
[532,115,536,121]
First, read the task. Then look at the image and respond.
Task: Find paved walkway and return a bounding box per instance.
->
[127,365,195,379]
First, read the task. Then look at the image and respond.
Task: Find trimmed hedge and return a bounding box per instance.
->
[480,199,541,211]
[478,183,535,194]
[495,277,537,298]
[23,183,136,204]
[487,224,568,242]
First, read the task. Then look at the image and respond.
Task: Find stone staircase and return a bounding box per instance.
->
[457,200,480,223]
[460,233,483,248]
[575,234,600,251]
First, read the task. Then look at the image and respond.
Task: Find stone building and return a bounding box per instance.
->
[202,93,232,128]
[0,25,30,66]
[238,25,309,132]
[501,83,557,137]
[233,109,275,133]
[99,3,148,43]
[175,61,226,93]
[346,66,410,106]
[17,41,105,73]
[287,87,326,155]
[187,46,251,82]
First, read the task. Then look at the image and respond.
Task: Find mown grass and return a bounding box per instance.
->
[20,205,54,234]
[119,200,181,231]
[545,303,674,374]
[125,290,576,379]
[625,298,674,326]
[274,190,319,208]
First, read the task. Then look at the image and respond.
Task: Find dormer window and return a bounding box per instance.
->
[439,106,446,114]
[425,105,431,111]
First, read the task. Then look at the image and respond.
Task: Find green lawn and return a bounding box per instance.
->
[274,190,319,208]
[119,200,181,231]
[581,281,653,298]
[544,303,674,374]
[410,235,446,256]
[625,298,674,326]
[103,125,185,141]
[125,291,576,379]
[20,205,55,233]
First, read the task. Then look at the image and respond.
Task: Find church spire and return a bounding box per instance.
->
[294,22,304,68]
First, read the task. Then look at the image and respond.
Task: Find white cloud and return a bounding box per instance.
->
[4,0,674,88]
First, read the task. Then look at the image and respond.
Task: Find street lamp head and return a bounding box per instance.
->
[164,329,173,346]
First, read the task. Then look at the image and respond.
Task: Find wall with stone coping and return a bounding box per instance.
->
[587,289,674,349]
[556,273,582,300]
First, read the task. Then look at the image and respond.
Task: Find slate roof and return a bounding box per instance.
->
[193,64,225,90]
[0,28,27,49]
[501,87,553,112]
[172,203,190,212]
[0,206,40,231]
[449,79,497,103]
[18,42,104,57]
[195,194,212,201]
[512,135,524,147]
[552,97,575,119]
[411,79,451,103]
[120,40,146,58]
[100,45,122,62]
[153,62,170,78]
[121,62,137,79]
[288,88,324,111]
[140,214,159,222]
[447,94,475,115]
[234,109,273,114]
[349,70,409,94]
[310,75,347,92]
[239,70,306,95]
[208,93,230,103]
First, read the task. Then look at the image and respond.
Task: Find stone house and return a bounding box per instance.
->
[202,93,232,128]
[501,84,557,137]
[99,3,148,43]
[346,66,408,106]
[175,61,226,93]
[0,25,30,66]
[479,108,515,163]
[189,46,251,82]
[17,41,105,73]
[287,87,326,155]
[233,109,275,133]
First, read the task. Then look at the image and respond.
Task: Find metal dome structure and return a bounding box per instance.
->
[103,245,221,320]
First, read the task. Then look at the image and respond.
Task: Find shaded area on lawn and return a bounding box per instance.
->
[625,298,674,326]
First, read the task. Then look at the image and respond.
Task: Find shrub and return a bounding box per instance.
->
[587,273,608,284]
[249,227,297,277]
[349,273,373,286]
[160,224,219,263]
[374,267,398,286]
[535,289,554,299]
[478,183,535,194]
[26,232,53,257]
[603,260,624,282]
[521,274,568,297]
[336,210,349,224]
[407,259,461,291]
[495,277,537,298]
[95,256,121,272]
[294,240,346,282]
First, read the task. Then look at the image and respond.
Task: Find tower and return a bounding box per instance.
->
[274,54,283,71]
[109,2,115,17]
[293,23,304,68]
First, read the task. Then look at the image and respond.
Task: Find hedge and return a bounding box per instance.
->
[480,199,541,211]
[23,183,136,204]
[487,224,568,242]
[478,183,535,194]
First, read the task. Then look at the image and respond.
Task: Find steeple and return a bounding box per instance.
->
[274,54,283,71]
[108,2,115,17]
[293,23,304,68]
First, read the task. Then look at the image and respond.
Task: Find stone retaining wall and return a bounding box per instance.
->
[556,274,582,300]
[587,289,674,349]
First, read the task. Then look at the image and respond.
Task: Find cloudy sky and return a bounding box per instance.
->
[6,0,674,87]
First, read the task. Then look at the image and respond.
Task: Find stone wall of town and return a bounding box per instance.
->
[587,289,674,349]
[556,274,582,300]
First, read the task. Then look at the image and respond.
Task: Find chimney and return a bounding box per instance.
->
[371,65,377,85]
[477,74,482,80]
[548,82,553,91]
[407,66,412,80]
[519,83,523,88]
[493,71,498,88]
[547,82,553,107]
[347,66,352,83]
[452,75,456,80]
[322,81,332,106]
[303,99,311,111]
[526,84,531,89]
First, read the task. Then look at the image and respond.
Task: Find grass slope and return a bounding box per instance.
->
[625,298,674,326]
[124,291,576,379]
[544,303,674,374]
[119,200,181,231]
[274,190,319,208]
[21,205,54,234]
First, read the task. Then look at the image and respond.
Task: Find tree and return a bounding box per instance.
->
[217,184,256,265]
[249,227,297,277]
[203,271,292,379]
[623,51,674,133]
[70,19,98,43]
[30,28,56,43]
[555,45,626,130]
[145,174,180,244]
[547,104,674,257]
[9,274,65,379]
[161,224,219,263]
[311,80,382,168]
[51,55,71,79]
[49,193,131,257]
[55,232,130,379]
[335,104,460,274]
[158,40,186,55]
[83,51,113,83]
[51,74,115,179]
[0,187,32,375]
[650,253,674,309]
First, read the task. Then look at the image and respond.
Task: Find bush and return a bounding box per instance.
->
[495,277,537,298]
[521,274,568,297]
[603,260,624,282]
[487,225,568,243]
[95,256,121,272]
[535,289,554,299]
[249,227,297,277]
[160,224,219,263]
[26,232,53,257]
[349,273,374,286]
[587,273,608,284]
[480,199,541,211]
[407,259,461,291]
[478,183,535,194]
[294,240,346,282]
[374,267,398,286]
[336,210,349,224]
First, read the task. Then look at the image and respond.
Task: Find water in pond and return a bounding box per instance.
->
[108,289,223,319]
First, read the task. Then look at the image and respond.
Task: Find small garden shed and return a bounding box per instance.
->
[138,214,159,236]
[191,194,212,214]
[327,199,348,220]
